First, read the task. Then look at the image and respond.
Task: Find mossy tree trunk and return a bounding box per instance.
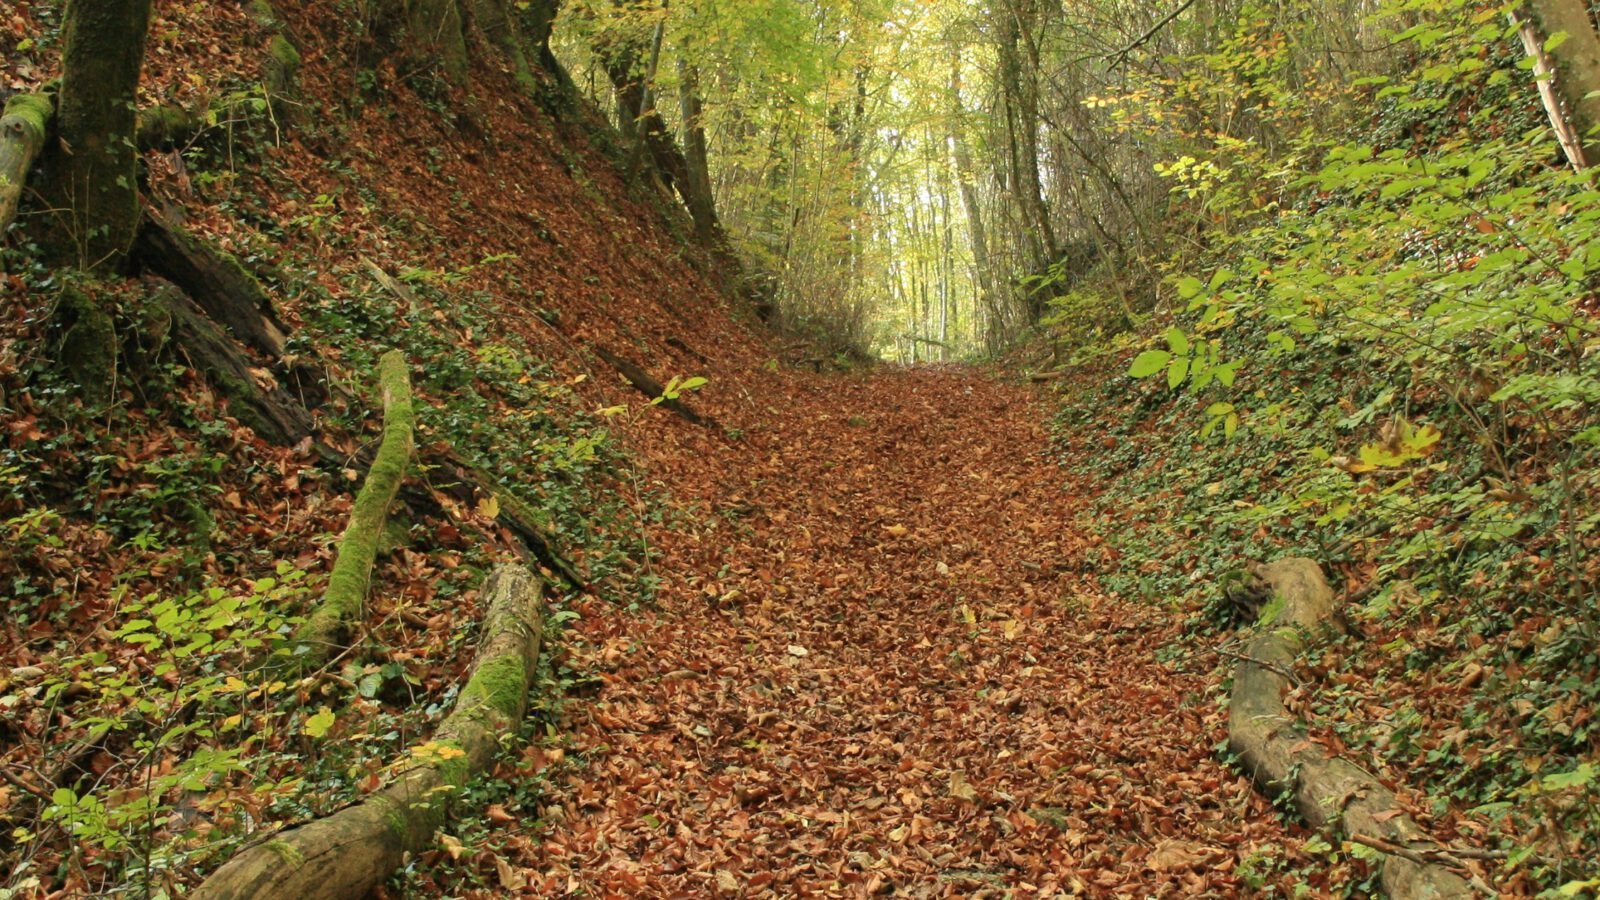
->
[407,0,471,85]
[41,0,153,273]
[192,565,544,900]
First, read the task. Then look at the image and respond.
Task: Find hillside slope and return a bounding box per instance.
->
[2,1,775,893]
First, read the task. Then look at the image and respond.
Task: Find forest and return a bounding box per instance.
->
[1,0,1599,895]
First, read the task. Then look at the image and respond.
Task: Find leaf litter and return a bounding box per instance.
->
[488,366,1312,896]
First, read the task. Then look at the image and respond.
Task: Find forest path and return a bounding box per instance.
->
[505,367,1291,896]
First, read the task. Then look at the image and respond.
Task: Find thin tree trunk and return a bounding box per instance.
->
[1519,0,1600,168]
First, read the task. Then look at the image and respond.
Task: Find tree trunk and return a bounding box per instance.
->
[948,56,1002,342]
[1227,558,1475,899]
[156,286,316,446]
[677,61,725,245]
[41,0,153,273]
[0,91,53,236]
[592,343,716,427]
[1521,0,1600,168]
[193,564,544,900]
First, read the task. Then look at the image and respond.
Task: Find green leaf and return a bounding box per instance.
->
[1167,357,1190,389]
[1128,350,1172,378]
[1165,326,1190,355]
[678,376,709,392]
[1544,31,1570,53]
[1175,276,1204,299]
[302,707,336,738]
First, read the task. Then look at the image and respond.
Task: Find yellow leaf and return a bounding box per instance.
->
[477,494,501,519]
[883,524,908,537]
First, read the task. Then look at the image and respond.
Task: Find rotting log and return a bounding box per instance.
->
[193,564,544,900]
[134,210,291,358]
[449,453,588,589]
[158,284,315,446]
[592,343,715,428]
[1227,558,1474,899]
[289,350,414,666]
[0,91,53,236]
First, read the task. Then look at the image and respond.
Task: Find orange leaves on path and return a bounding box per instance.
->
[486,368,1298,896]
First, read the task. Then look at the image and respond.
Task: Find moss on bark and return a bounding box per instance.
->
[53,282,117,405]
[194,565,543,900]
[40,0,153,273]
[0,91,54,236]
[292,350,415,664]
[407,0,471,85]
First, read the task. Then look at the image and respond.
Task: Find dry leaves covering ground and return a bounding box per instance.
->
[488,367,1301,897]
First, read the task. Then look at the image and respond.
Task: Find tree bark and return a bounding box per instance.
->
[0,91,53,237]
[156,285,316,446]
[948,56,1003,344]
[289,350,415,667]
[1521,0,1600,168]
[1227,558,1475,899]
[40,0,153,273]
[677,61,724,245]
[134,210,291,358]
[193,564,544,900]
[407,0,471,85]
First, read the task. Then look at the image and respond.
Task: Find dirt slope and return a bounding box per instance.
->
[480,367,1302,897]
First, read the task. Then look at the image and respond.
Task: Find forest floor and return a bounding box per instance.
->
[474,366,1303,897]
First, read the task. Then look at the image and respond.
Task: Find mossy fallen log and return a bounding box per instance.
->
[0,91,54,236]
[290,350,415,665]
[193,564,544,900]
[592,343,715,427]
[134,211,291,358]
[1226,558,1474,899]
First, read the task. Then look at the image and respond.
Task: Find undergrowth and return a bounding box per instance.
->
[1046,1,1600,894]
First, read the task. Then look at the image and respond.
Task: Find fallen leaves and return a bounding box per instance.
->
[508,368,1305,896]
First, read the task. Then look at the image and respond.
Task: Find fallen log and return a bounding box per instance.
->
[134,210,291,358]
[193,564,545,900]
[158,284,315,446]
[438,451,588,589]
[1227,558,1474,899]
[0,90,54,235]
[289,349,414,666]
[592,343,714,427]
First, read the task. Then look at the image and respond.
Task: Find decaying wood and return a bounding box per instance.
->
[289,350,414,666]
[159,285,315,446]
[592,343,715,427]
[440,451,588,589]
[0,91,53,236]
[1226,557,1473,899]
[193,564,544,900]
[134,210,291,358]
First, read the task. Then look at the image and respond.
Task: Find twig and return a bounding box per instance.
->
[1107,0,1199,66]
[1216,645,1303,687]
